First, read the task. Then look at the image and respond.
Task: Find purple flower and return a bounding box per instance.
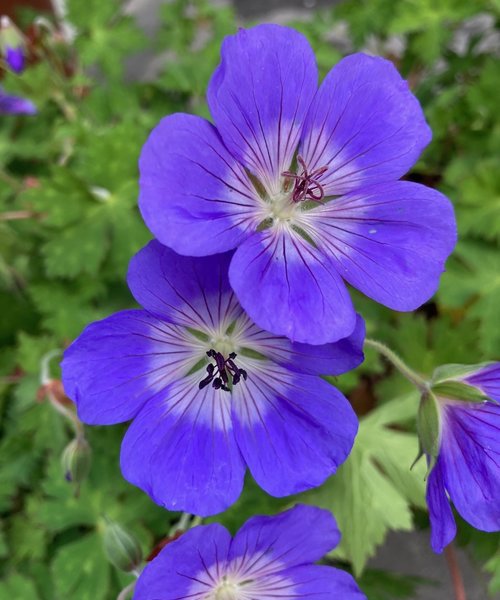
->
[0,86,36,115]
[1,16,25,73]
[462,362,500,401]
[426,363,500,553]
[62,241,363,516]
[6,46,24,73]
[138,24,457,345]
[133,504,366,600]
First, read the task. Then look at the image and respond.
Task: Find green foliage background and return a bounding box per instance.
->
[0,0,499,598]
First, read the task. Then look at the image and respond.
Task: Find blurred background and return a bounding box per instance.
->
[0,1,499,598]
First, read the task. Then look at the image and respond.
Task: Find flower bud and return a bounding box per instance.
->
[61,436,91,484]
[417,391,441,467]
[103,520,143,573]
[1,16,25,73]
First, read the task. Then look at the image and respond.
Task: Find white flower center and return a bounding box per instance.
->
[210,334,236,357]
[214,578,240,600]
[267,191,298,223]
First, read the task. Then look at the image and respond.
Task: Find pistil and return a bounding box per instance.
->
[282,155,328,203]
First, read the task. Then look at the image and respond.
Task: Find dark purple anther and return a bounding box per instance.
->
[199,349,248,392]
[282,155,328,203]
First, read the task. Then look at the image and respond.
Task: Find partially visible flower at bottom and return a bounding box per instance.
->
[133,504,366,600]
[424,363,500,552]
[0,86,36,115]
[62,240,364,516]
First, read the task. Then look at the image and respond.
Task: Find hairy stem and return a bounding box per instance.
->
[364,338,429,393]
[117,580,136,600]
[444,544,467,600]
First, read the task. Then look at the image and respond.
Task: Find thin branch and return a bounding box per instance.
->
[444,544,467,600]
[0,210,41,222]
[116,580,136,600]
[364,338,429,393]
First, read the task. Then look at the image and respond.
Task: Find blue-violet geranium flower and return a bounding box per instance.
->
[62,240,364,516]
[133,504,366,600]
[425,362,500,552]
[0,86,35,114]
[138,24,456,345]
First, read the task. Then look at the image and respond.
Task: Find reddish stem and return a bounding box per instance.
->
[444,544,467,600]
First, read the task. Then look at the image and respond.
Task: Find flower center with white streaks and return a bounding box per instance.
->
[268,190,299,223]
[214,578,240,600]
[210,334,235,358]
[188,553,297,600]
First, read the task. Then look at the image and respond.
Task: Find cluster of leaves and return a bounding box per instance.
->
[0,0,498,598]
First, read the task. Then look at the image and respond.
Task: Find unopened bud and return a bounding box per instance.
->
[61,436,91,484]
[417,391,441,467]
[1,16,25,73]
[103,521,143,572]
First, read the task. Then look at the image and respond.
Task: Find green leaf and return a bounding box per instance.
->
[444,156,500,243]
[8,513,47,563]
[0,573,39,600]
[302,393,426,575]
[29,279,107,338]
[22,167,93,228]
[485,550,500,595]
[42,213,109,278]
[51,533,110,600]
[439,241,500,355]
[67,0,146,80]
[206,476,290,533]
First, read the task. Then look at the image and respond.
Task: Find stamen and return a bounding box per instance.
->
[199,350,248,392]
[282,154,328,203]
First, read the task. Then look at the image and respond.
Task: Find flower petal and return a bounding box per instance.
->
[300,181,456,311]
[426,460,457,554]
[61,310,201,425]
[207,24,317,195]
[139,113,262,255]
[282,565,367,599]
[300,53,431,195]
[229,504,340,574]
[0,87,36,115]
[120,373,246,516]
[229,228,356,345]
[464,363,500,402]
[134,523,231,600]
[240,313,365,376]
[231,360,358,496]
[6,47,25,74]
[440,402,500,532]
[127,240,243,331]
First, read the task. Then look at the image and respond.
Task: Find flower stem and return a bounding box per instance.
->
[364,338,429,393]
[116,580,136,600]
[444,544,467,600]
[0,210,40,221]
[40,349,85,438]
[169,512,192,536]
